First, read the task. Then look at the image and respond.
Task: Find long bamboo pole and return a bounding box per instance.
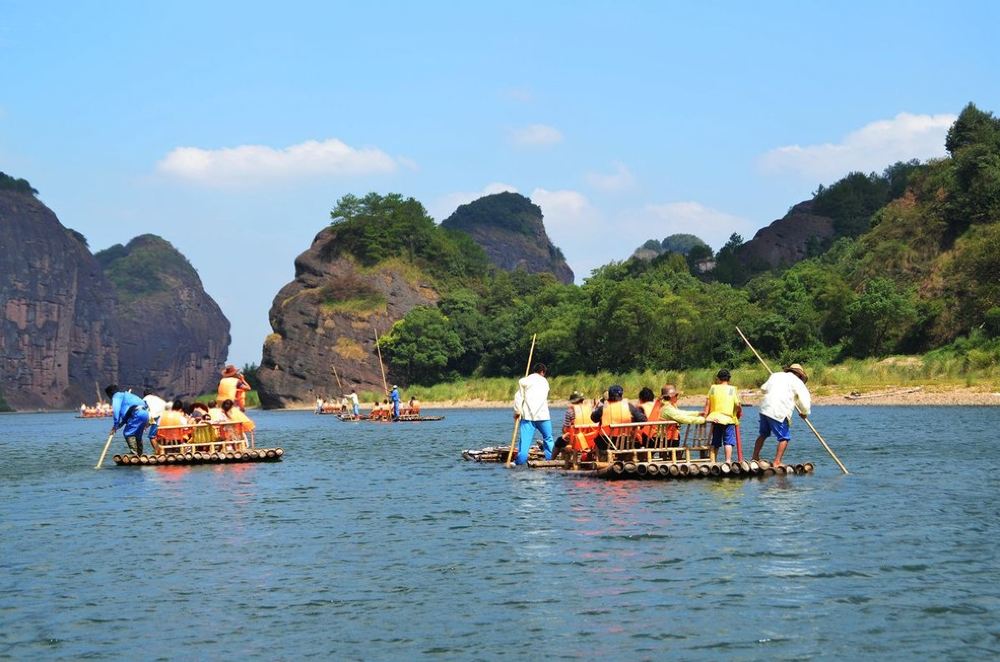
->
[332,364,344,393]
[505,334,538,467]
[95,431,115,469]
[735,326,849,474]
[373,326,389,395]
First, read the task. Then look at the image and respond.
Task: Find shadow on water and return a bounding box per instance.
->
[1,406,999,659]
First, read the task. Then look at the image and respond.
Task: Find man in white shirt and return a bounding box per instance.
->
[752,363,811,468]
[512,363,554,465]
[142,388,168,445]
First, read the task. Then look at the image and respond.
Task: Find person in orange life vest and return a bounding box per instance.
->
[217,364,251,408]
[222,398,256,433]
[658,384,706,446]
[590,384,646,449]
[636,386,659,446]
[552,390,597,459]
[702,369,742,463]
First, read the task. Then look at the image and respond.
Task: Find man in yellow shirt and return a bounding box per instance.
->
[703,369,742,463]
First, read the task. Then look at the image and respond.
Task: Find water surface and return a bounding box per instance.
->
[1,407,998,660]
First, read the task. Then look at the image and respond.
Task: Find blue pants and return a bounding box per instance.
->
[516,419,554,465]
[123,409,149,442]
[148,419,158,441]
[393,401,400,419]
[353,403,360,416]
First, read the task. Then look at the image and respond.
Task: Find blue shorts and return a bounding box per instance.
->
[758,414,790,442]
[711,423,737,448]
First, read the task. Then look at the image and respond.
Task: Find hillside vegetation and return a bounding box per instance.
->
[335,104,1000,389]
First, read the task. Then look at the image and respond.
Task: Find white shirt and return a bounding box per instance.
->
[143,394,167,420]
[513,372,550,421]
[759,372,811,423]
[350,393,359,406]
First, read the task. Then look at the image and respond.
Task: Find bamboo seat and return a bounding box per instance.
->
[595,421,714,465]
[153,422,250,455]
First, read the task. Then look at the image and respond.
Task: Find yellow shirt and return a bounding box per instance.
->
[706,384,740,425]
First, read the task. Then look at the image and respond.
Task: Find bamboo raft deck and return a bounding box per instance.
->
[113,421,284,467]
[463,420,816,481]
[336,413,444,422]
[113,448,284,466]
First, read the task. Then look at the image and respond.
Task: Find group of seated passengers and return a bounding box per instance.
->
[368,397,420,420]
[80,402,112,416]
[154,398,256,448]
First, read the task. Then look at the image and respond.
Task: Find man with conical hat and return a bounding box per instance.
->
[752,363,812,468]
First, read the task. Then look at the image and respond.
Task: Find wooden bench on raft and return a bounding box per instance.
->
[153,421,255,455]
[566,420,715,469]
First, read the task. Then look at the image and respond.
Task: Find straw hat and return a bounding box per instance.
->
[784,363,808,383]
[221,364,239,377]
[569,390,585,404]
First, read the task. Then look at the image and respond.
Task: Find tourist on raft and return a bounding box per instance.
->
[143,387,168,445]
[590,384,647,425]
[350,389,360,417]
[703,369,742,463]
[552,390,597,460]
[106,384,150,455]
[512,362,555,465]
[752,363,811,468]
[658,384,706,447]
[390,385,401,421]
[217,364,251,409]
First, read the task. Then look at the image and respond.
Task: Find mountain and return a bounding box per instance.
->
[0,177,230,409]
[0,186,119,409]
[441,192,574,284]
[735,200,836,270]
[95,235,230,398]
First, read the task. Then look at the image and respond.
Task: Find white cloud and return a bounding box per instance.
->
[510,124,564,146]
[430,182,519,221]
[758,112,956,181]
[157,138,402,186]
[585,161,636,192]
[502,87,534,103]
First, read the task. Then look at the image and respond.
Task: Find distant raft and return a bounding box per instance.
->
[335,411,444,422]
[462,420,815,481]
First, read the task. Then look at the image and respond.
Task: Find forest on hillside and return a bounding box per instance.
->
[329,105,1000,386]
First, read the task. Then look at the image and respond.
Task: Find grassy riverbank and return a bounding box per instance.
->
[365,355,1000,405]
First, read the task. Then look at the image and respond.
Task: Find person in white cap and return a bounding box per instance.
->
[752,363,811,468]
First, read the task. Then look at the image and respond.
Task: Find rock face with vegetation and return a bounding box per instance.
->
[0,174,230,409]
[257,193,481,407]
[95,235,230,398]
[735,200,836,270]
[0,182,119,409]
[441,192,574,284]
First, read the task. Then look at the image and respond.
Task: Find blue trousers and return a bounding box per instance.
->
[122,409,149,442]
[148,420,158,441]
[516,419,554,465]
[393,401,400,419]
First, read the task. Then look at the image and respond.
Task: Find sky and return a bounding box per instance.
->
[2,0,998,365]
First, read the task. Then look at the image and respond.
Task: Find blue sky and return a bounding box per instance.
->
[2,0,997,364]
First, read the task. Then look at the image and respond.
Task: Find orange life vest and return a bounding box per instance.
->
[566,403,598,451]
[157,410,191,441]
[601,399,632,426]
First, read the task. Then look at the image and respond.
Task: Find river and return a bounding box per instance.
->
[1,406,998,660]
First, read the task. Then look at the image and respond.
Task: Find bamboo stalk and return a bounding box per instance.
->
[505,333,538,467]
[668,464,681,477]
[94,431,116,469]
[373,326,389,395]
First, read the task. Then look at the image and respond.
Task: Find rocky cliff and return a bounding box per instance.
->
[737,200,836,270]
[95,235,230,398]
[0,182,230,409]
[257,226,439,408]
[0,189,119,409]
[441,192,574,284]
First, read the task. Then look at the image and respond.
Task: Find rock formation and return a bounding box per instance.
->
[441,192,574,284]
[0,189,119,409]
[737,201,836,270]
[257,226,440,408]
[95,235,230,398]
[0,182,230,409]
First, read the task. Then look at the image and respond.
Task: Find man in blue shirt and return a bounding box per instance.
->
[105,384,150,455]
[390,385,401,421]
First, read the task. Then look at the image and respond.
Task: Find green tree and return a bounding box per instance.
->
[382,307,463,385]
[846,278,917,356]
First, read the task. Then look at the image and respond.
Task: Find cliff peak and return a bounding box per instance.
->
[441,192,574,284]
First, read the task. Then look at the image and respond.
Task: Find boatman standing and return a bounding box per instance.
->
[350,389,360,417]
[390,385,401,421]
[106,384,150,455]
[512,363,555,465]
[751,363,811,468]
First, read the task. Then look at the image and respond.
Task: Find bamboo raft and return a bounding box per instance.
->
[336,413,444,422]
[463,420,816,481]
[113,421,284,467]
[113,448,284,466]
